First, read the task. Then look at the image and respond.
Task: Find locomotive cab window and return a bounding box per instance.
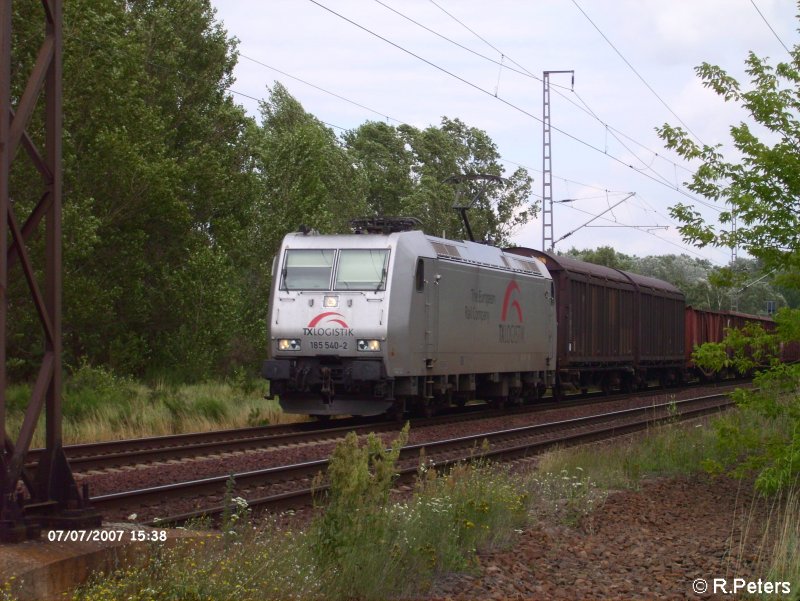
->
[335,249,390,290]
[281,249,335,290]
[415,258,425,291]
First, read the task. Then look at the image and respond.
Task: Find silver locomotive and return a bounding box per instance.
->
[262,219,556,416]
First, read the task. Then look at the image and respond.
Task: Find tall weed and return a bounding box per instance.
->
[5,368,294,446]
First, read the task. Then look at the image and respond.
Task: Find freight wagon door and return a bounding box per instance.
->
[423,258,439,360]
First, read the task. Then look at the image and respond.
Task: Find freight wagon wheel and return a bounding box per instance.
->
[413,399,435,418]
[490,397,506,410]
[621,375,634,394]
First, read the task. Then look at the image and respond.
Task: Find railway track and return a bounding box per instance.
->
[29,381,747,473]
[90,391,734,525]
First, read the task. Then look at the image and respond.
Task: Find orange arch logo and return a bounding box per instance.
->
[501,281,523,323]
[307,312,349,328]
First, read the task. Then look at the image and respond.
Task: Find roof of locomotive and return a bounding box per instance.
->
[505,247,683,297]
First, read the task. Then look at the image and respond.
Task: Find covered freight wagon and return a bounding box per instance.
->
[506,248,685,394]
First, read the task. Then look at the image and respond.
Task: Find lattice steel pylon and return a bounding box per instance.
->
[542,70,574,251]
[1,0,100,542]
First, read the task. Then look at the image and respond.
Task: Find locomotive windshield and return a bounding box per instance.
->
[282,249,334,290]
[280,248,389,291]
[335,249,390,290]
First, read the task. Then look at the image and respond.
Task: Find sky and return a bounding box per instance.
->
[210,0,797,265]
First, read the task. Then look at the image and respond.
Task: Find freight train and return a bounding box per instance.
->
[262,218,781,417]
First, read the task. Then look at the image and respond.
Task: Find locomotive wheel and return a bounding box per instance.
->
[386,403,405,422]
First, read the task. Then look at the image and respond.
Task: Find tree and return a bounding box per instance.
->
[8,0,262,379]
[658,46,800,283]
[342,121,415,218]
[254,83,369,241]
[345,118,535,245]
[563,246,634,270]
[658,27,800,492]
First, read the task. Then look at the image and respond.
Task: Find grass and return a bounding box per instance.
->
[760,488,800,597]
[535,416,727,492]
[4,364,302,446]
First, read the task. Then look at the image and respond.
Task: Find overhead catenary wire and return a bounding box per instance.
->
[228,88,348,131]
[232,65,725,261]
[378,0,699,184]
[570,0,705,145]
[372,0,541,82]
[749,0,792,55]
[232,60,622,197]
[239,54,403,124]
[307,0,721,213]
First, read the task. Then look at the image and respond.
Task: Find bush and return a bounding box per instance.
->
[63,362,135,420]
[307,427,530,599]
[691,307,800,493]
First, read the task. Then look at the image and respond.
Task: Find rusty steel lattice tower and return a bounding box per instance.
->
[1,0,99,542]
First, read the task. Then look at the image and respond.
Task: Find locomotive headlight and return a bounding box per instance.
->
[277,339,301,351]
[323,295,338,308]
[357,339,381,352]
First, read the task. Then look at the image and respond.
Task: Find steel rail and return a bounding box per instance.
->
[31,381,747,472]
[89,392,733,523]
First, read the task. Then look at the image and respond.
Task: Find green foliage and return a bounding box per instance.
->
[193,397,229,422]
[4,385,32,414]
[691,308,800,493]
[307,427,531,599]
[657,34,800,276]
[8,0,262,379]
[254,83,369,241]
[564,245,635,270]
[6,1,537,384]
[527,468,605,526]
[63,363,137,420]
[309,426,409,597]
[68,443,536,601]
[762,488,800,593]
[538,417,730,495]
[691,341,730,374]
[345,117,535,245]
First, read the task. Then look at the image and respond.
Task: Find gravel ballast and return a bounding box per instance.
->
[425,475,780,601]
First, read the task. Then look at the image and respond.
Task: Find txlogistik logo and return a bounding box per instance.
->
[499,280,525,343]
[304,312,354,337]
